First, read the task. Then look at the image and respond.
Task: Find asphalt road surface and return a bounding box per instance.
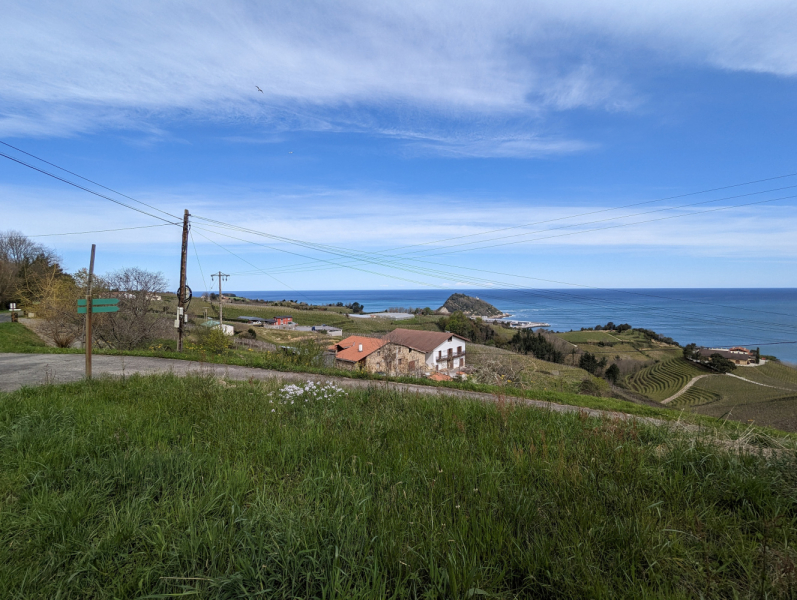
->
[0,353,658,425]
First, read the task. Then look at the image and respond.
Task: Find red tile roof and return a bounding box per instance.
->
[334,336,387,363]
[428,372,453,381]
[383,328,468,353]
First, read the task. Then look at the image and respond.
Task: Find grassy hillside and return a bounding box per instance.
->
[626,357,710,402]
[468,344,588,392]
[731,362,797,390]
[556,329,682,365]
[0,322,46,352]
[197,301,444,336]
[441,293,502,317]
[1,374,795,597]
[686,372,797,432]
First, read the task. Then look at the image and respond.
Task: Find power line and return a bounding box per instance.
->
[190,222,797,340]
[0,140,181,220]
[0,151,176,224]
[189,229,210,298]
[379,170,797,253]
[29,223,178,237]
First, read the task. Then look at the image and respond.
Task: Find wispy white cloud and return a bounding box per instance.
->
[5,182,796,261]
[2,1,795,154]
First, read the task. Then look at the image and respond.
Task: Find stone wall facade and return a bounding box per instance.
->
[335,343,428,375]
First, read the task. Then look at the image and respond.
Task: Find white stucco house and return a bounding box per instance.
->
[383,328,468,373]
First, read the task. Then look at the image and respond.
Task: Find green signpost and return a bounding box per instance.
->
[77,298,120,314]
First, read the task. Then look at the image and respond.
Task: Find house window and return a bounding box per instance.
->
[457,346,462,355]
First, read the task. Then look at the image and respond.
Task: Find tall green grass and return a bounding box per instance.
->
[1,374,795,598]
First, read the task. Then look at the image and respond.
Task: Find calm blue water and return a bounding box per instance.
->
[225,289,797,362]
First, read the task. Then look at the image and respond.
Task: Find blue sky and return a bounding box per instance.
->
[2,0,797,293]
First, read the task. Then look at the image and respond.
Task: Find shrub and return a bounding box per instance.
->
[194,326,231,354]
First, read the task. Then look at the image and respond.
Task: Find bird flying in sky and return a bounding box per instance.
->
[255,86,263,93]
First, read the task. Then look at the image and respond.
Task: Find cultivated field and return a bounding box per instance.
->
[0,374,794,597]
[626,358,710,402]
[555,329,682,367]
[686,370,797,432]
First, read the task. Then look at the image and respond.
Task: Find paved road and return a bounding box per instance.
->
[0,353,670,426]
[0,313,10,323]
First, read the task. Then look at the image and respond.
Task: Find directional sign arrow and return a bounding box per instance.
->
[78,298,120,313]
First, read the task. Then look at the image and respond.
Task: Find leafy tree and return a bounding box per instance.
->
[0,230,66,309]
[437,311,494,343]
[616,323,632,332]
[755,347,761,364]
[682,343,700,360]
[605,322,616,331]
[605,363,620,383]
[708,353,737,373]
[346,302,364,314]
[579,351,607,376]
[511,330,563,363]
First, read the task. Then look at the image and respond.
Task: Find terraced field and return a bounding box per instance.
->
[555,329,682,366]
[669,385,721,408]
[687,375,797,431]
[626,357,709,402]
[732,361,797,390]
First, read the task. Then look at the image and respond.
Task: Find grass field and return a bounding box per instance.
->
[625,358,710,402]
[731,362,797,391]
[1,374,795,598]
[556,329,682,366]
[192,301,445,336]
[686,372,797,432]
[0,322,46,352]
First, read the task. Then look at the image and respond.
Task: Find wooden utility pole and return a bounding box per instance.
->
[85,244,96,379]
[211,271,229,330]
[177,209,189,351]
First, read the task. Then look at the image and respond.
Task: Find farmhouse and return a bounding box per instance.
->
[697,347,755,365]
[331,336,389,371]
[383,328,468,373]
[329,335,431,375]
[273,315,293,326]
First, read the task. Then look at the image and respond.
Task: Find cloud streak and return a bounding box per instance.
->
[2,1,795,154]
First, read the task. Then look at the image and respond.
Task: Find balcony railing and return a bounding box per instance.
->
[436,352,466,362]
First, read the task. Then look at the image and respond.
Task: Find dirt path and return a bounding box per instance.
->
[0,352,678,428]
[725,373,794,392]
[661,374,713,404]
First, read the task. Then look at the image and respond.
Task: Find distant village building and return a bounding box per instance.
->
[697,347,756,365]
[273,315,293,326]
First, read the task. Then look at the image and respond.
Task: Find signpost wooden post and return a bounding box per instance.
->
[78,245,119,380]
[85,245,95,380]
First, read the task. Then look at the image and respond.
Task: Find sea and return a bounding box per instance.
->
[226,289,797,362]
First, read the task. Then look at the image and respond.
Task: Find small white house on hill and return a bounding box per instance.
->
[383,328,468,373]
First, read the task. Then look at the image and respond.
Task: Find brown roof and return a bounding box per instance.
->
[698,348,752,362]
[334,336,387,363]
[383,328,468,353]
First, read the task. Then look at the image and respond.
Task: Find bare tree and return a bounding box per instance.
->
[94,267,170,350]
